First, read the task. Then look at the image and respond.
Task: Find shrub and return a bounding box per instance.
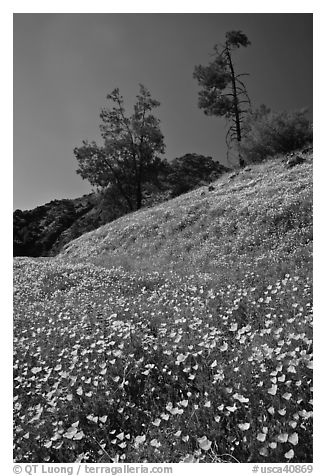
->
[167,153,228,197]
[240,106,313,164]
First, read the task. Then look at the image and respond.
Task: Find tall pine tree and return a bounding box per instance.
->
[193,31,251,167]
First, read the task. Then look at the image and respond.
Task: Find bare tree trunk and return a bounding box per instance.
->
[225,46,245,168]
[136,178,142,210]
[136,162,143,210]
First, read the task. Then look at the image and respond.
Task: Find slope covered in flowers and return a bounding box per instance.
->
[60,154,312,286]
[13,153,313,463]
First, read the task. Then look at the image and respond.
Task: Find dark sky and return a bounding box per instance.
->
[13,13,312,211]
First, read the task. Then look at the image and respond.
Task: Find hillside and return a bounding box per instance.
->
[13,190,174,257]
[13,155,228,257]
[13,150,313,464]
[14,194,96,256]
[60,151,312,286]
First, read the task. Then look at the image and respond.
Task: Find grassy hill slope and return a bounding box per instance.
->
[13,151,313,464]
[61,152,312,287]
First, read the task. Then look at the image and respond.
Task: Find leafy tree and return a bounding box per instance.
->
[239,106,313,163]
[74,84,166,211]
[193,31,251,167]
[167,153,228,197]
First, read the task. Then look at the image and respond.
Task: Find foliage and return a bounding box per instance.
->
[193,31,251,166]
[240,106,313,164]
[74,85,166,211]
[167,153,228,197]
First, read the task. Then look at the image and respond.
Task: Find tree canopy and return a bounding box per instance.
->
[74,85,166,211]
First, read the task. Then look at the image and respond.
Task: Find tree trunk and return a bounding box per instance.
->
[136,179,142,210]
[225,46,245,168]
[102,155,134,211]
[135,161,143,210]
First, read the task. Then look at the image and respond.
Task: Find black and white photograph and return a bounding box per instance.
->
[12,8,314,468]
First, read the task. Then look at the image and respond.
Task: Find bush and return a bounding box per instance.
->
[167,153,228,197]
[240,106,313,164]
